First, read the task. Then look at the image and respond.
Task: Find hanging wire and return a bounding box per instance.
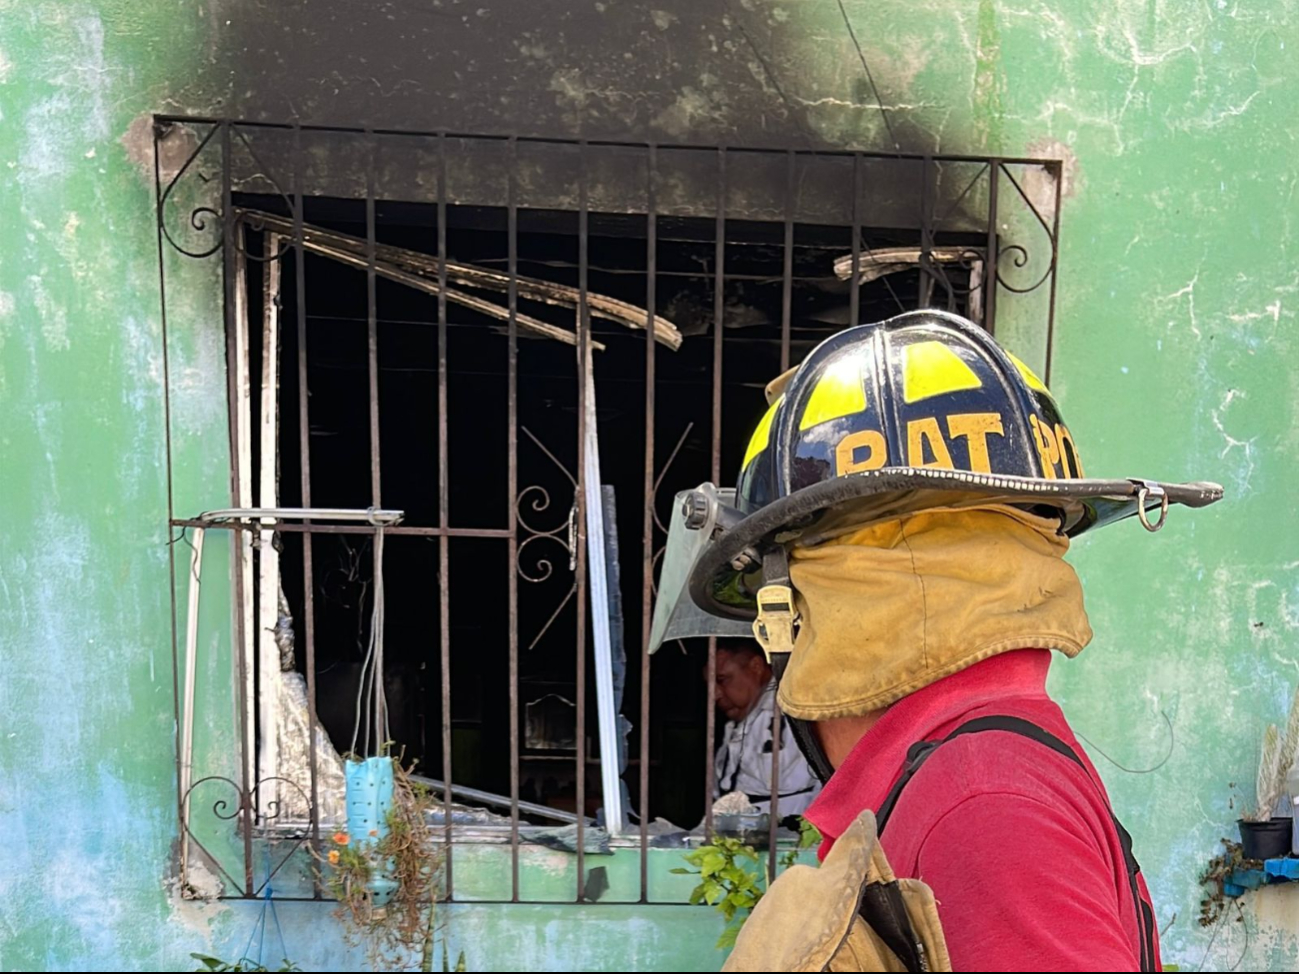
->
[242,846,290,968]
[721,0,910,315]
[1076,711,1175,775]
[350,526,389,758]
[835,0,899,152]
[1196,899,1250,973]
[834,0,961,307]
[168,525,203,583]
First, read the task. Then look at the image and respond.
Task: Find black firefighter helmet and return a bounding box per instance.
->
[648,309,1223,651]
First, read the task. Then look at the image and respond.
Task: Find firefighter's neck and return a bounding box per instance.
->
[814,711,888,770]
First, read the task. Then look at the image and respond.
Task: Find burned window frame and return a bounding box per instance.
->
[155,117,1064,902]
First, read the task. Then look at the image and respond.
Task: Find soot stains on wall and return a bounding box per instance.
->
[205,0,929,150]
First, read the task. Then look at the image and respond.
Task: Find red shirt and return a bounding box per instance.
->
[804,649,1161,972]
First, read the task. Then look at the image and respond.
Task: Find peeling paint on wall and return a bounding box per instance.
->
[2,0,1298,970]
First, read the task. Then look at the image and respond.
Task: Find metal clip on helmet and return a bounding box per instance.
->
[650,310,1223,657]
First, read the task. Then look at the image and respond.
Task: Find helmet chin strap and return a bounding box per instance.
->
[769,653,837,784]
[753,545,837,785]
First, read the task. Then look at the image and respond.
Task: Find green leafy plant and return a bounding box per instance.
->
[440,943,467,972]
[674,818,823,949]
[676,837,764,949]
[780,816,823,870]
[190,953,300,972]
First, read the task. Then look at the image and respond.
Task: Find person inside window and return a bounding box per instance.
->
[707,640,820,817]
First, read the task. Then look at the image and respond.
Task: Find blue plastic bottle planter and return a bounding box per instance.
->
[1223,856,1299,897]
[345,757,399,907]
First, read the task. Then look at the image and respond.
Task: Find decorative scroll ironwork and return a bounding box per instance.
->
[516,427,580,649]
[156,120,300,263]
[993,163,1060,295]
[515,427,578,585]
[902,158,1062,314]
[155,121,224,259]
[229,128,297,263]
[181,775,313,899]
[515,486,575,584]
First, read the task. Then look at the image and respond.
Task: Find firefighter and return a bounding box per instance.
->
[651,310,1222,971]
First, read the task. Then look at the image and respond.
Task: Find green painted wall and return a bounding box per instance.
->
[1,1,1295,971]
[771,2,1299,969]
[0,2,207,970]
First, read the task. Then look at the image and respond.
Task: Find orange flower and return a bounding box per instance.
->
[332,831,350,846]
[327,850,340,865]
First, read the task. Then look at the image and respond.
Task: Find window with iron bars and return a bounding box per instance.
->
[156,119,1063,903]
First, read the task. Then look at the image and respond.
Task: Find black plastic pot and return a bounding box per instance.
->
[1238,817,1293,860]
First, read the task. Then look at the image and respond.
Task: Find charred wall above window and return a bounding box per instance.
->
[205,0,931,150]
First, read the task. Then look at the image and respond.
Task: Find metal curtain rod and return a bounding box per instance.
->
[195,506,406,525]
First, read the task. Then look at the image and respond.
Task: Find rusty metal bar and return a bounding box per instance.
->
[366,134,382,508]
[153,117,186,883]
[237,209,675,350]
[152,114,1067,166]
[919,155,934,309]
[767,702,783,878]
[985,160,1000,335]
[435,132,455,899]
[781,151,795,372]
[766,135,786,867]
[768,149,803,876]
[291,123,322,896]
[1044,161,1063,384]
[245,226,594,350]
[850,154,862,331]
[364,133,385,754]
[574,140,590,900]
[169,519,507,538]
[194,507,404,524]
[507,136,521,903]
[220,121,255,897]
[704,147,726,838]
[639,144,658,902]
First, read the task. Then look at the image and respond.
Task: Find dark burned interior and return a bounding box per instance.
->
[237,191,980,831]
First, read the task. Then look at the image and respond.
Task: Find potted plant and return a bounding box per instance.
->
[321,757,446,970]
[1238,687,1298,860]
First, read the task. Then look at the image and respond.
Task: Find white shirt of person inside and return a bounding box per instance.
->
[710,642,821,817]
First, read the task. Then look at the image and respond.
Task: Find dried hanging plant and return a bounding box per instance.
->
[318,760,446,970]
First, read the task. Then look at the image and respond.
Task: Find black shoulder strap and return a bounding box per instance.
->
[871,715,1157,973]
[857,880,926,973]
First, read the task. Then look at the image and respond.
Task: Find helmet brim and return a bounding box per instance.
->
[687,469,1224,622]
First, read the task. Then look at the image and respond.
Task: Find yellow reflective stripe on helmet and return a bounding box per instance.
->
[1007,352,1052,397]
[902,340,983,403]
[743,395,782,470]
[1055,422,1084,478]
[799,356,867,431]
